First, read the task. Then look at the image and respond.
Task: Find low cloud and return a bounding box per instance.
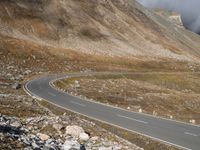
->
[137,0,200,34]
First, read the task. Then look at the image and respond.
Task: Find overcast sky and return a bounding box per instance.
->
[137,0,200,34]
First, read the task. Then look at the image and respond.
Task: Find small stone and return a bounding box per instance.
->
[80,144,86,150]
[37,133,50,141]
[10,121,21,128]
[21,136,31,145]
[53,124,63,131]
[74,80,79,85]
[32,142,40,149]
[15,75,24,80]
[12,83,21,89]
[90,136,99,141]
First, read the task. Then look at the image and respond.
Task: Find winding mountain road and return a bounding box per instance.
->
[24,72,200,150]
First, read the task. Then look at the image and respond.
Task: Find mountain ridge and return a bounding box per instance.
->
[0,0,200,62]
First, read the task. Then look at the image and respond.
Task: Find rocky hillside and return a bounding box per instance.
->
[0,0,200,62]
[0,114,141,150]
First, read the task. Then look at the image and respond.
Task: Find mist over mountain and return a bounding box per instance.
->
[138,0,200,34]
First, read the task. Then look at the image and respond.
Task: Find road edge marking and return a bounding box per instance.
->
[117,114,148,124]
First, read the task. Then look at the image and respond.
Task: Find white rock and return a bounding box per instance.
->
[79,133,89,142]
[65,125,84,138]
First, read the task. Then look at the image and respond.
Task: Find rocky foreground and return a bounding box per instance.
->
[0,114,142,150]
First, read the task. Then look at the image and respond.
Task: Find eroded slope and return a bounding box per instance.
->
[0,0,200,62]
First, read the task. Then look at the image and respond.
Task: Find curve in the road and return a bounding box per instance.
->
[24,73,200,150]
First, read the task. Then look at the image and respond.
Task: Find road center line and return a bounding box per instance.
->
[117,114,148,124]
[48,92,56,97]
[70,101,86,107]
[184,132,198,137]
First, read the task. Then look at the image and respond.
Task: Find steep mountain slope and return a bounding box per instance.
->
[0,0,200,62]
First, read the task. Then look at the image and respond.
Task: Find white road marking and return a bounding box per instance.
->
[184,132,198,137]
[70,101,86,107]
[117,114,148,124]
[48,92,56,97]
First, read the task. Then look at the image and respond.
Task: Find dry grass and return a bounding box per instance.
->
[0,91,47,118]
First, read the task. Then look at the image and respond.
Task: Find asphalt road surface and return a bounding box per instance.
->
[25,72,200,150]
